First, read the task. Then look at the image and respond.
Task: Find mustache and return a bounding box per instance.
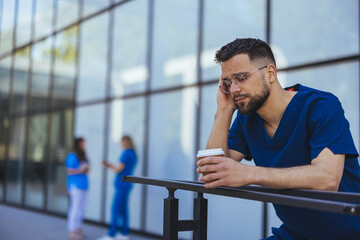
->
[233,93,250,101]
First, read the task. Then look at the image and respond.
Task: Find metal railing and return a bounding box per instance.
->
[123,176,360,240]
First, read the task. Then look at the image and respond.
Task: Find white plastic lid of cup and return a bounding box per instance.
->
[196,148,224,158]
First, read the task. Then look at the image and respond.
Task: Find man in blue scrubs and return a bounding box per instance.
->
[196,38,360,239]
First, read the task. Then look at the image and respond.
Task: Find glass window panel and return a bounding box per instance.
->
[25,114,48,209]
[105,97,145,230]
[74,103,105,221]
[0,0,15,54]
[53,27,77,109]
[271,0,359,68]
[12,47,30,114]
[47,109,73,214]
[77,14,108,102]
[199,84,217,150]
[111,0,148,97]
[199,84,262,239]
[279,61,360,151]
[83,0,110,18]
[31,38,52,112]
[56,0,79,30]
[16,0,33,47]
[0,56,12,118]
[146,88,197,238]
[6,117,26,204]
[207,196,262,240]
[202,0,266,81]
[151,0,198,90]
[34,0,54,40]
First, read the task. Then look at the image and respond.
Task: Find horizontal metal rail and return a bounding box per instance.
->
[176,179,360,203]
[123,176,360,215]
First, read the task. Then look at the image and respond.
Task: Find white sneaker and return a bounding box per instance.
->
[115,233,130,240]
[97,235,115,240]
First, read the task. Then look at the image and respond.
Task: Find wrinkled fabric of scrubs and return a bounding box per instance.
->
[228,84,360,240]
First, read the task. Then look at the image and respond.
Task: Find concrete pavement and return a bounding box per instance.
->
[0,204,161,240]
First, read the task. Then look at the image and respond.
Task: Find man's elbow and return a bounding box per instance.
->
[316,176,341,192]
[318,183,339,192]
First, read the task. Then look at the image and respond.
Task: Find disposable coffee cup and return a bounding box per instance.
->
[197,148,224,180]
[197,148,224,159]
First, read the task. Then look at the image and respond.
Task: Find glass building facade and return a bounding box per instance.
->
[0,0,359,239]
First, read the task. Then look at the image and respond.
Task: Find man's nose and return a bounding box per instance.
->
[230,81,242,92]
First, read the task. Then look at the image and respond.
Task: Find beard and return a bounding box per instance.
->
[233,79,270,115]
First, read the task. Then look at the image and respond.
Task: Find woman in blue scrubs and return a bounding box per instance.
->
[98,135,137,240]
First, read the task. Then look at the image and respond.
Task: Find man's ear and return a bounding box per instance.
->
[267,64,277,83]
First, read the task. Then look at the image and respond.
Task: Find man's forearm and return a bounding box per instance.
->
[252,164,341,191]
[206,110,234,156]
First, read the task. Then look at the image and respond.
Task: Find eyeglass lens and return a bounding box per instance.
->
[221,81,231,93]
[220,66,267,94]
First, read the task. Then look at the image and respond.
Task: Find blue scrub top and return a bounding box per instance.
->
[65,152,89,190]
[228,84,360,240]
[115,149,137,189]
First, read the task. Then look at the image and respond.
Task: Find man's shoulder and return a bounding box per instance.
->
[293,85,346,123]
[296,84,340,107]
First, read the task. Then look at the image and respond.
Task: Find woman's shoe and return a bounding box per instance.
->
[75,228,86,239]
[68,231,84,240]
[115,233,130,240]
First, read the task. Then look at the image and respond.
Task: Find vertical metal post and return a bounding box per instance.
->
[263,1,271,237]
[44,0,57,211]
[141,0,154,231]
[163,188,178,240]
[193,192,207,240]
[100,0,114,223]
[262,202,268,238]
[21,0,36,207]
[0,0,4,202]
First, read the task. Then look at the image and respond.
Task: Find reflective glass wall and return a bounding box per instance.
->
[0,0,359,239]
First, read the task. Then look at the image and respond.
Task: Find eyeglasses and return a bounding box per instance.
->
[220,66,267,94]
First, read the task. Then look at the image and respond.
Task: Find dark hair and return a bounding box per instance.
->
[121,135,135,150]
[73,137,87,162]
[215,38,276,67]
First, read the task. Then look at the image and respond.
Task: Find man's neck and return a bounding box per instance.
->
[257,86,297,129]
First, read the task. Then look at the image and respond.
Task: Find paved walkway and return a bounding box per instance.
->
[0,204,160,240]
